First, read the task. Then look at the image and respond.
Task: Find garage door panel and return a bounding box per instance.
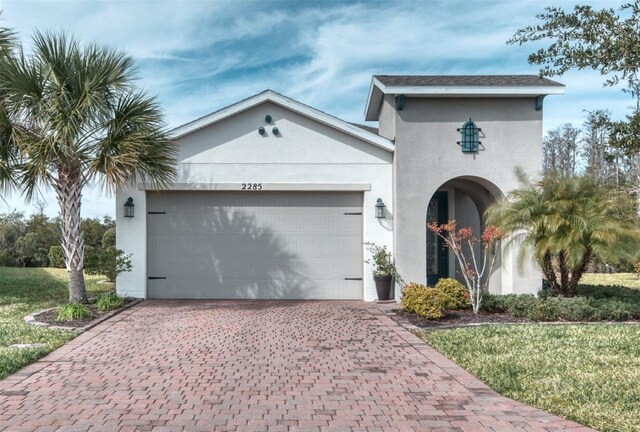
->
[147,191,363,299]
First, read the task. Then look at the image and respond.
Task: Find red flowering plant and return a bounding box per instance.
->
[427,220,505,314]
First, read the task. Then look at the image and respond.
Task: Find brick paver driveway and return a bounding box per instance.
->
[0,301,592,432]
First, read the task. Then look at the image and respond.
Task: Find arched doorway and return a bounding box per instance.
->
[426,176,503,289]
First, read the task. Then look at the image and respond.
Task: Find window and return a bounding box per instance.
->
[457,118,481,153]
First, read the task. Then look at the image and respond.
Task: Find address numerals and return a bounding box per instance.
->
[241,183,263,190]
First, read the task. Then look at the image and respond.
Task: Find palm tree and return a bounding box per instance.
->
[485,169,639,297]
[0,31,177,303]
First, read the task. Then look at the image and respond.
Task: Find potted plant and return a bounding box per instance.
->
[365,242,401,300]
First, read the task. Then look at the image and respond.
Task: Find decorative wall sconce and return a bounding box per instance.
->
[457,118,481,153]
[375,198,386,219]
[258,114,280,136]
[124,197,135,218]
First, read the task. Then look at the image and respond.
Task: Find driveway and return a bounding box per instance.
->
[0,301,592,432]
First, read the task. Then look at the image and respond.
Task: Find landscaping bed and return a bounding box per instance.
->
[398,277,640,328]
[393,308,530,328]
[30,297,137,329]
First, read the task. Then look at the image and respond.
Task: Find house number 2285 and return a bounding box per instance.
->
[241,183,262,190]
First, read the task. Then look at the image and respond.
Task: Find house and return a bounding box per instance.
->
[115,75,564,301]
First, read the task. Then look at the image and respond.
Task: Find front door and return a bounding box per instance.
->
[426,191,448,285]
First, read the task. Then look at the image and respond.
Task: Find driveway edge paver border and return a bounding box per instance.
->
[1,301,145,395]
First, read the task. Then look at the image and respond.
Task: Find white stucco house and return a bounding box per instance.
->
[115,75,564,301]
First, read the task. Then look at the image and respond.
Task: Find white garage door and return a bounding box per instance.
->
[146,191,363,299]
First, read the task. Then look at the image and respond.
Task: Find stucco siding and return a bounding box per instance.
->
[117,101,393,301]
[391,97,542,294]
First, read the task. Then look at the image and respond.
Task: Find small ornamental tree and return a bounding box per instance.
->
[427,221,504,314]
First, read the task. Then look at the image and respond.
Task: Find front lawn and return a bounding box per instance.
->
[419,274,640,432]
[0,267,110,380]
[422,325,640,432]
[581,272,640,289]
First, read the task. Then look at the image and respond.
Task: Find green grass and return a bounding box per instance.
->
[420,274,640,432]
[581,273,640,289]
[0,267,110,380]
[422,325,640,432]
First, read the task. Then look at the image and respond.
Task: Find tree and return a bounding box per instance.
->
[543,123,580,177]
[0,211,25,266]
[15,210,60,267]
[0,31,177,302]
[427,221,503,314]
[581,110,623,186]
[509,3,640,215]
[508,3,640,92]
[485,170,639,297]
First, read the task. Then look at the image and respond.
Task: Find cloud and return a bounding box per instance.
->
[0,0,633,218]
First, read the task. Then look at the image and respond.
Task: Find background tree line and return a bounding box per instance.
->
[543,109,639,190]
[0,203,116,271]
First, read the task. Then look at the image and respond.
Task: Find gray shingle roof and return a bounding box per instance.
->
[374,75,564,87]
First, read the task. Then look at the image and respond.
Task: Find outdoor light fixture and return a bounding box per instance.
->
[272,127,279,135]
[258,126,266,135]
[124,197,135,218]
[375,198,386,219]
[265,115,272,123]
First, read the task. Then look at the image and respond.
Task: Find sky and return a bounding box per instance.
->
[0,0,633,218]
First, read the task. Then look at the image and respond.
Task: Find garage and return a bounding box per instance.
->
[146,191,363,299]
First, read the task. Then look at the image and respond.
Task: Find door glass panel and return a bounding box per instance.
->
[426,199,438,276]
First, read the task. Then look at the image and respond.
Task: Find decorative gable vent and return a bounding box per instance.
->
[457,118,481,153]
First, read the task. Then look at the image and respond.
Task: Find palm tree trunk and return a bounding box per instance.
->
[541,250,560,296]
[54,168,88,304]
[567,248,592,297]
[557,249,570,296]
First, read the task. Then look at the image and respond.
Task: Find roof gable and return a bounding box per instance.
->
[171,90,394,152]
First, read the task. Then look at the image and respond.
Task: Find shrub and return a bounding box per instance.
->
[95,292,126,311]
[434,278,470,310]
[48,246,65,268]
[576,283,640,303]
[85,247,132,282]
[83,245,97,269]
[56,303,91,322]
[401,283,445,319]
[482,292,640,322]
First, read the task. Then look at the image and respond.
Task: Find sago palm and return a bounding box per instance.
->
[485,169,639,296]
[0,31,177,303]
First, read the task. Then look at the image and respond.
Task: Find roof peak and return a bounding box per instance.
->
[169,89,394,152]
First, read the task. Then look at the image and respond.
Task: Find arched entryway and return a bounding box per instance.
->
[426,176,503,290]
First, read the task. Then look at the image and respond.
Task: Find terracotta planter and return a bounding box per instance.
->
[373,275,393,300]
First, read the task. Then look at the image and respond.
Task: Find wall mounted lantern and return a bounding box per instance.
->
[375,198,386,219]
[124,197,135,218]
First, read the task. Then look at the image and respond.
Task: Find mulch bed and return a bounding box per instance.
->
[33,298,135,328]
[393,308,531,328]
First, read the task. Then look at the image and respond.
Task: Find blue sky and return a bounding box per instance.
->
[0,0,633,218]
